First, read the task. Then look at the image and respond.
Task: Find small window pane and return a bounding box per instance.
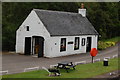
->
[26,26,29,31]
[82,38,85,46]
[74,37,79,50]
[60,38,66,52]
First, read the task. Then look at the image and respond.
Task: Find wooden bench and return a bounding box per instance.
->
[67,65,76,70]
[57,61,75,72]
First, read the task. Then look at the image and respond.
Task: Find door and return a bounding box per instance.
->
[86,37,92,52]
[33,36,44,58]
[24,37,31,55]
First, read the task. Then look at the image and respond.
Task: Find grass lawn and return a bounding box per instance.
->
[2,58,119,78]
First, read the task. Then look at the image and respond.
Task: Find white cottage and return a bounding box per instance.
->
[16,8,99,58]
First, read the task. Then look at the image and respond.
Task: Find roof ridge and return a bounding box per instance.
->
[33,9,78,15]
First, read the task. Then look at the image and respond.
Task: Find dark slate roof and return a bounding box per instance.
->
[34,9,98,36]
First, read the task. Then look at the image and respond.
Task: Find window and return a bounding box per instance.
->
[74,37,79,50]
[26,26,29,31]
[60,38,66,52]
[82,38,85,46]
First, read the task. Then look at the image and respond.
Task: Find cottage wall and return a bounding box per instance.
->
[16,10,50,54]
[16,9,98,58]
[45,35,98,57]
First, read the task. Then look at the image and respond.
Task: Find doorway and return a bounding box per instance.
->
[24,37,31,55]
[32,36,44,58]
[86,37,92,52]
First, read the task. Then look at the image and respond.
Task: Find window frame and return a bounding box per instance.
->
[74,37,80,50]
[81,38,86,46]
[60,38,66,52]
[26,26,29,31]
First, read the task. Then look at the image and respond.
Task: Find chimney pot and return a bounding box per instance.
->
[78,3,86,17]
[81,3,84,9]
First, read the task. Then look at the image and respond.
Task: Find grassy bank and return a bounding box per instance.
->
[2,58,119,78]
[101,36,120,42]
[98,36,120,50]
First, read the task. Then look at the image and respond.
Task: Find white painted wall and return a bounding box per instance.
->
[46,35,98,57]
[91,35,98,49]
[16,10,50,54]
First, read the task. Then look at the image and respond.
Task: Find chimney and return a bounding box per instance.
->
[78,3,86,17]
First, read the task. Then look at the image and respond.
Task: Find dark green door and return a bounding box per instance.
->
[86,37,92,52]
[33,36,44,58]
[24,37,31,55]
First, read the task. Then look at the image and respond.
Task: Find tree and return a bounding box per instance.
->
[2,2,120,51]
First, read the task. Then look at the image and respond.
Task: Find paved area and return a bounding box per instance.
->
[1,43,119,74]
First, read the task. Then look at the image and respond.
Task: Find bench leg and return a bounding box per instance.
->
[65,68,69,73]
[66,69,69,73]
[54,73,57,76]
[73,67,75,70]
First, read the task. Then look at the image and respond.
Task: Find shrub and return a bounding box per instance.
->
[98,41,115,50]
[105,42,115,47]
[98,41,106,50]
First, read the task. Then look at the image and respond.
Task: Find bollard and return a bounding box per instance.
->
[103,59,108,66]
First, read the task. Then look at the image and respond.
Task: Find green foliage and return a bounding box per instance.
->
[98,36,120,50]
[98,41,115,50]
[2,2,120,51]
[105,42,115,46]
[98,41,106,50]
[101,36,120,43]
[3,58,118,78]
[84,2,120,39]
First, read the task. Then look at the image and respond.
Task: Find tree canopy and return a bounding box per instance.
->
[2,2,120,51]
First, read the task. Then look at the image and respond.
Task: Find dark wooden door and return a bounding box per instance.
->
[86,37,92,52]
[24,37,31,55]
[38,37,44,57]
[33,36,44,58]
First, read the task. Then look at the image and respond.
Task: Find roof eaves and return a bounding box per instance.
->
[50,34,99,37]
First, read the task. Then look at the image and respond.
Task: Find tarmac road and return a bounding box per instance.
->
[1,43,119,75]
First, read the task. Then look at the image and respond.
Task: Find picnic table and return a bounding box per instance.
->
[57,61,75,72]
